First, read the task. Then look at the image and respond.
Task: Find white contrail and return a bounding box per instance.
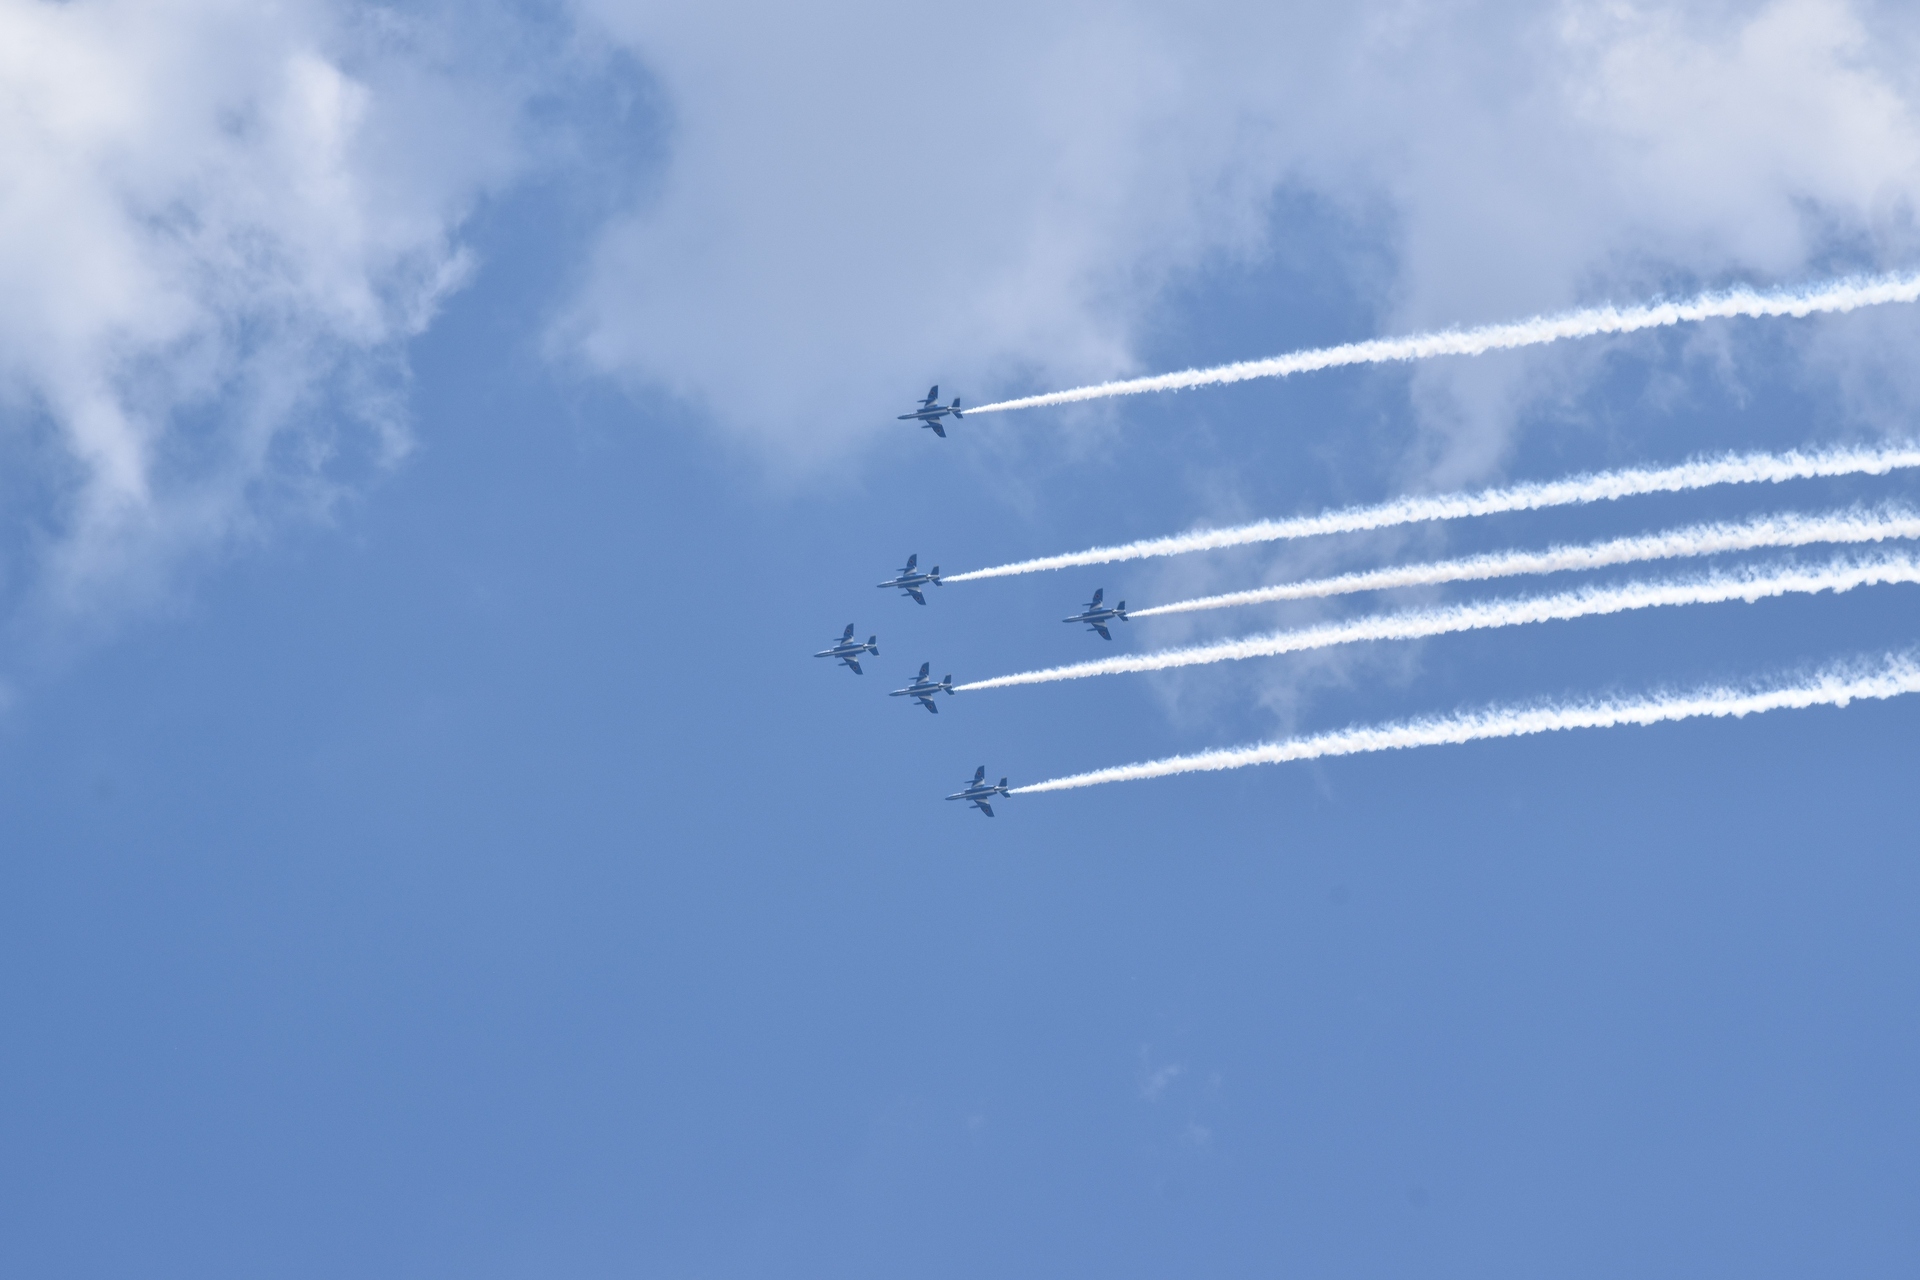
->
[967,270,1920,415]
[942,441,1920,582]
[955,553,1920,692]
[1010,652,1920,794]
[1128,506,1920,618]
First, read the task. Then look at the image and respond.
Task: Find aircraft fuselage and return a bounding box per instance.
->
[891,681,950,701]
[946,780,1009,807]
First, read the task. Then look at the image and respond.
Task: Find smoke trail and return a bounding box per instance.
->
[967,271,1920,415]
[954,553,1920,692]
[942,441,1920,582]
[1010,653,1920,794]
[1129,507,1920,618]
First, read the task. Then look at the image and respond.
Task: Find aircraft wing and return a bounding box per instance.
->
[975,800,995,817]
[929,421,946,438]
[906,587,925,604]
[917,696,938,713]
[1090,622,1112,640]
[843,657,863,674]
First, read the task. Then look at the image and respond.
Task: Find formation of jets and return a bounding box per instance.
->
[1063,588,1128,640]
[898,385,964,436]
[813,394,1152,815]
[890,662,954,713]
[945,766,1010,817]
[813,624,878,674]
[876,553,942,604]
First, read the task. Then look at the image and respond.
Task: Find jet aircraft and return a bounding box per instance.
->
[897,385,964,437]
[1063,588,1129,640]
[945,765,1010,817]
[890,663,954,713]
[814,623,879,674]
[876,553,942,604]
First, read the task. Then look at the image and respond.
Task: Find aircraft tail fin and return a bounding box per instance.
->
[1117,602,1127,616]
[950,398,963,418]
[998,778,1009,792]
[930,567,940,582]
[868,637,879,654]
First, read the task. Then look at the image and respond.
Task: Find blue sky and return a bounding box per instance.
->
[4,2,1920,1276]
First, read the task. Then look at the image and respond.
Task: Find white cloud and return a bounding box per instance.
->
[1563,0,1920,263]
[1372,0,1920,480]
[0,0,527,627]
[12,0,1920,657]
[557,0,1340,463]
[561,0,1920,479]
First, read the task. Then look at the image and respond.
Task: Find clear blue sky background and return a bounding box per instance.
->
[3,3,1920,1277]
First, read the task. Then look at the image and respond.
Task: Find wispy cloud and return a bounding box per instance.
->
[0,0,537,628]
[1139,1061,1184,1101]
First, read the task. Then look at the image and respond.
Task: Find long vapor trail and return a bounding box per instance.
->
[942,441,1920,582]
[1128,507,1920,618]
[1010,653,1920,794]
[954,553,1920,692]
[966,270,1920,415]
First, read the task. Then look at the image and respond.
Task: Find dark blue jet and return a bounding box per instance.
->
[1063,588,1128,640]
[898,385,963,436]
[876,553,942,604]
[946,766,1010,817]
[890,663,954,713]
[814,623,878,674]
